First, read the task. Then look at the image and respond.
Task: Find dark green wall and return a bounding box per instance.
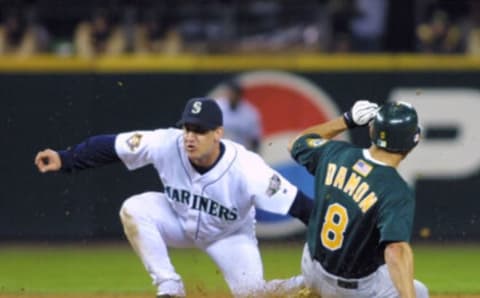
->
[2,71,479,241]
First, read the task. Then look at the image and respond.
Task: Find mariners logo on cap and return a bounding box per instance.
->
[191,101,202,114]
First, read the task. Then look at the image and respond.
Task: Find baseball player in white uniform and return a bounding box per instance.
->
[216,80,262,152]
[35,97,312,298]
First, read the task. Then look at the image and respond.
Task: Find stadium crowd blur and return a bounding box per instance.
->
[0,0,479,57]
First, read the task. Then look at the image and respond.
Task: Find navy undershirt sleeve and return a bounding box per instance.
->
[58,134,120,173]
[288,190,313,226]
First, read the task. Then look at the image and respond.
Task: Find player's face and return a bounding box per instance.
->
[226,89,241,106]
[183,124,224,167]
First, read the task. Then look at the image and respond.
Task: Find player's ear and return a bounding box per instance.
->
[214,127,224,141]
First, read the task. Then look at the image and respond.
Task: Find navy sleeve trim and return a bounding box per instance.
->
[288,190,313,226]
[59,134,119,173]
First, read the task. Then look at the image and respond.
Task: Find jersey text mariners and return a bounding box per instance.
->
[115,128,298,242]
[164,186,238,221]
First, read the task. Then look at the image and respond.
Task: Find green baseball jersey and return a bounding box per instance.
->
[291,134,415,278]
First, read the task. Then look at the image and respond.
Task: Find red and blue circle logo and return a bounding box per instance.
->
[210,71,348,238]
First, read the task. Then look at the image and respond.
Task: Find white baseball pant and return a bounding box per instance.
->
[119,191,265,297]
[301,244,429,298]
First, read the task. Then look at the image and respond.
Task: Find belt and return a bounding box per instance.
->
[309,250,361,290]
[337,279,358,289]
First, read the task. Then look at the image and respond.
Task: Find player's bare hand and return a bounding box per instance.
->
[35,149,62,173]
[344,100,379,128]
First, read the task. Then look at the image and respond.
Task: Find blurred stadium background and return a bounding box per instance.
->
[1,0,480,296]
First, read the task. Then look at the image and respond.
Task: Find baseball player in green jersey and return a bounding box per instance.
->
[288,100,429,298]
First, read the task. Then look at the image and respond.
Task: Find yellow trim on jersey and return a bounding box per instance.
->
[306,138,328,148]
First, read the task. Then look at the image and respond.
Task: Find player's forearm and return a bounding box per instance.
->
[385,242,416,298]
[288,117,348,152]
[287,190,313,225]
[59,134,120,173]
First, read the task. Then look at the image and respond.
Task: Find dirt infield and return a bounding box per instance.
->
[0,295,479,298]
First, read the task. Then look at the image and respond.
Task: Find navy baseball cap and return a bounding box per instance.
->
[177,97,223,130]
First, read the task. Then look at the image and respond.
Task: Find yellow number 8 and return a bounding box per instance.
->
[321,203,349,251]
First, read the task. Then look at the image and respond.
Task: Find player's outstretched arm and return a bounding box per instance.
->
[385,241,416,298]
[35,149,62,173]
[35,134,120,174]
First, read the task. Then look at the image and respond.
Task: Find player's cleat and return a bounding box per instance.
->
[156,295,184,298]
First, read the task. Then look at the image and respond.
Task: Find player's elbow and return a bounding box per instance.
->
[385,241,411,264]
[288,190,313,226]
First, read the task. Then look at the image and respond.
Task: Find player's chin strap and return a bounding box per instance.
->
[288,190,313,226]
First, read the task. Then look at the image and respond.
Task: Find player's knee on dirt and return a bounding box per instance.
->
[414,280,429,298]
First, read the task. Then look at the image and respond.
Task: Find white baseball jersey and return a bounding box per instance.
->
[216,98,262,149]
[115,128,297,243]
